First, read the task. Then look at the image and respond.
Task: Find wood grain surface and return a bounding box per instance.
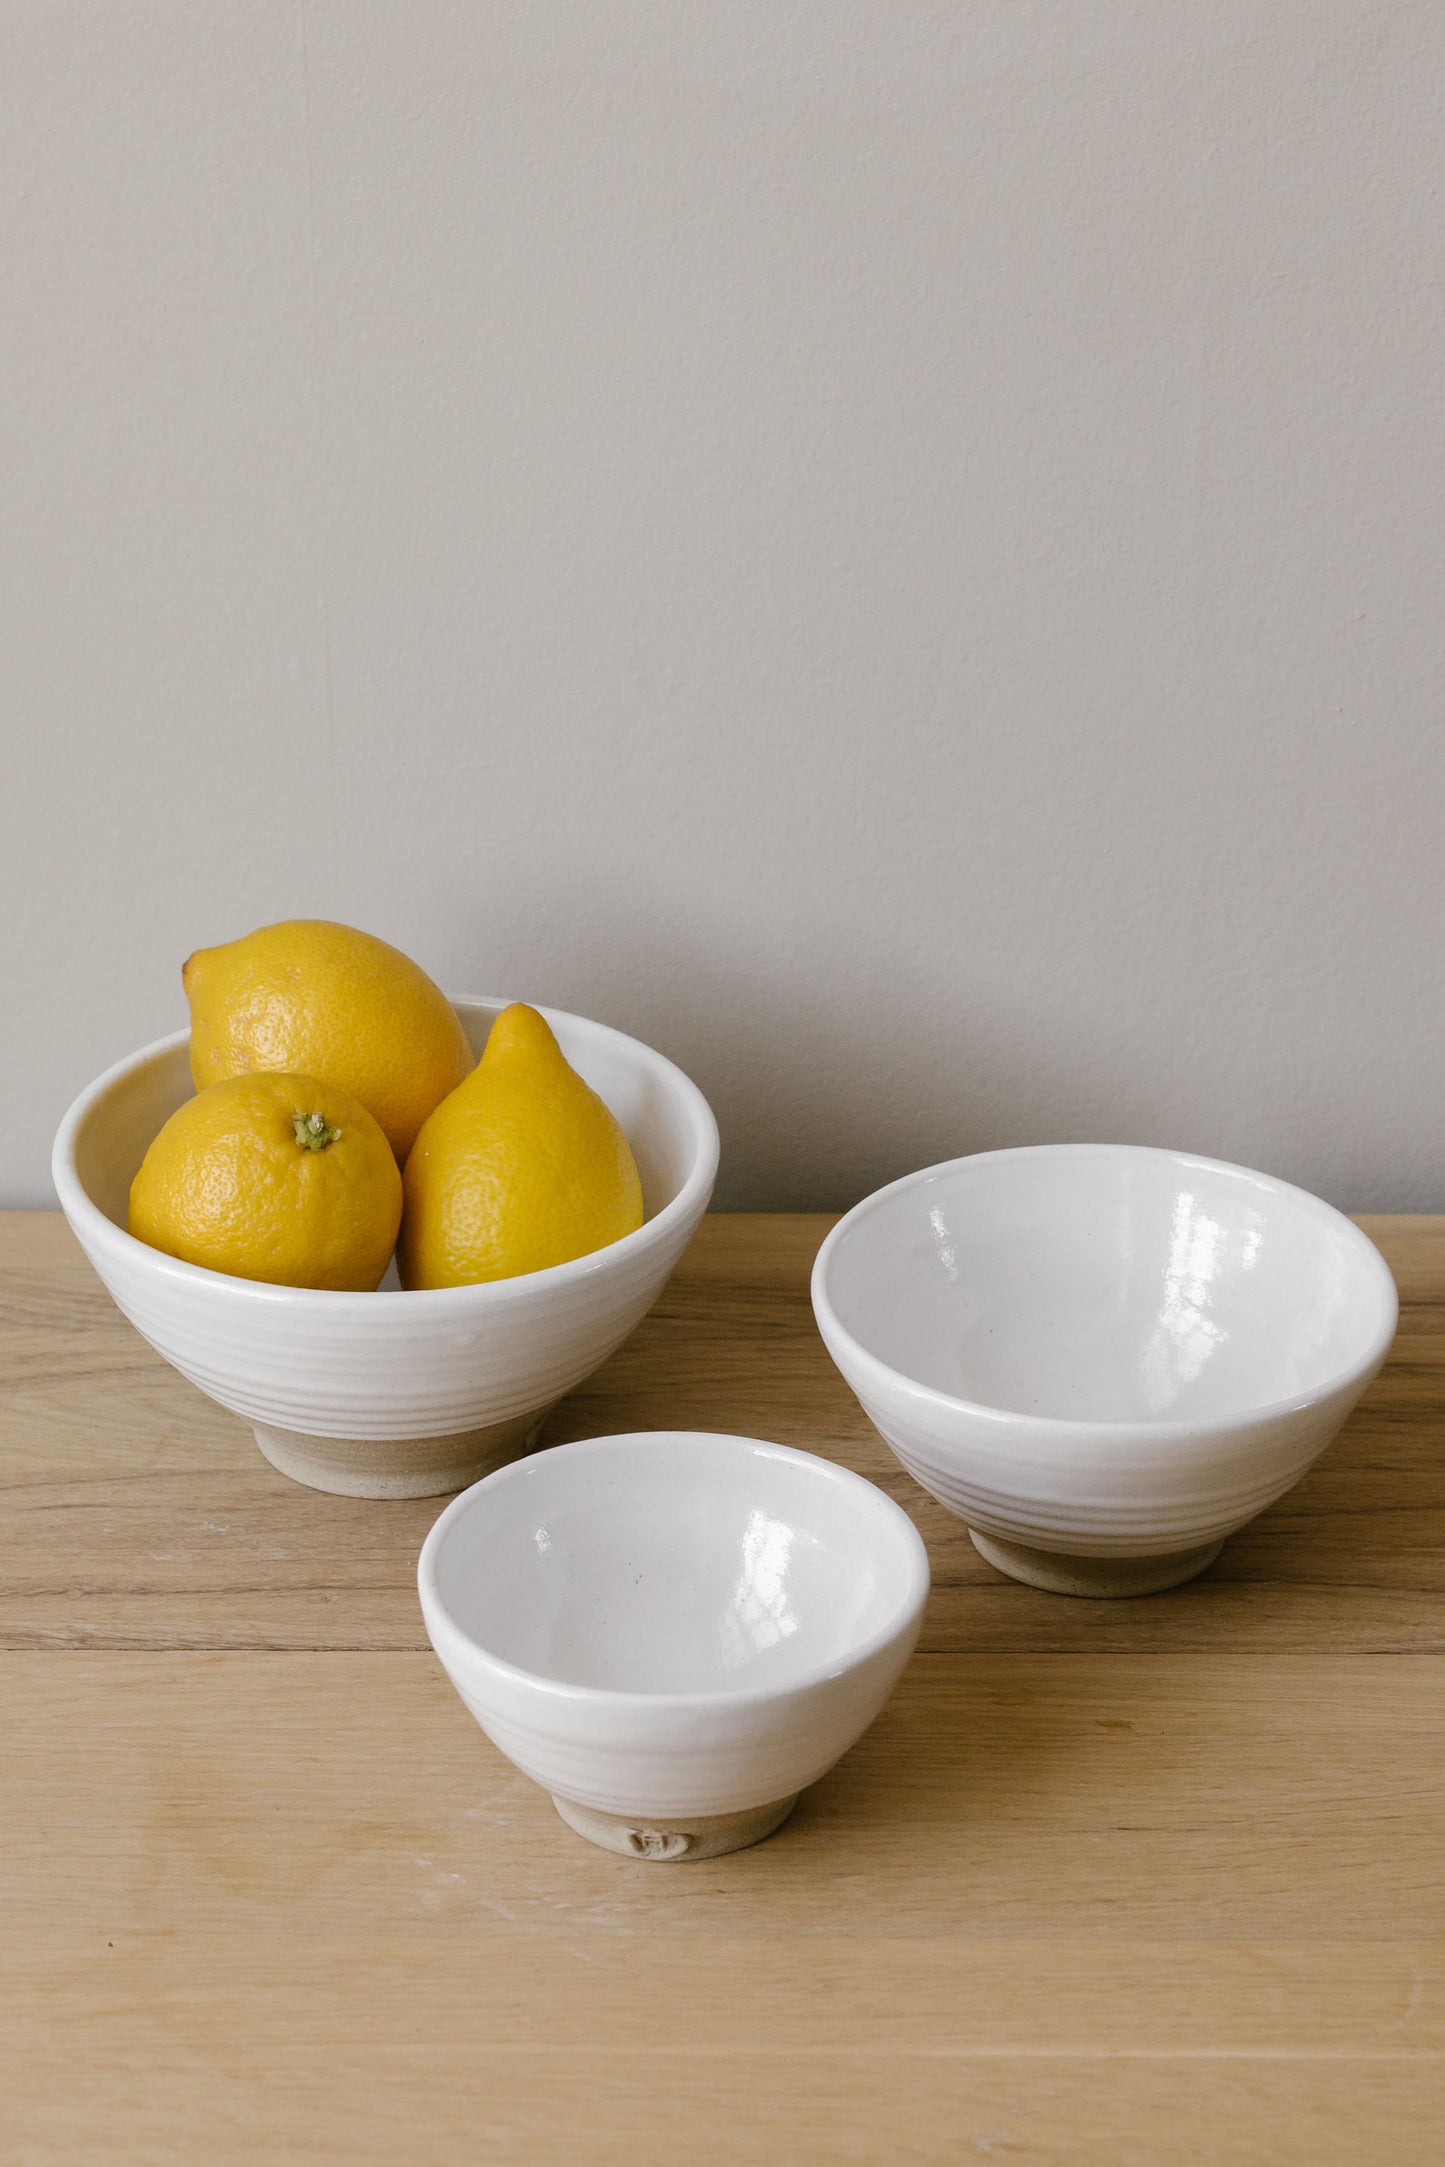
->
[3,1210,1443,2163]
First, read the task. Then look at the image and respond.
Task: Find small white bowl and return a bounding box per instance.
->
[52,1000,718,1499]
[812,1145,1397,1598]
[417,1431,930,1859]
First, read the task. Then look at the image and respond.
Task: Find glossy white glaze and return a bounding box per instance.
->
[812,1146,1398,1593]
[52,1001,719,1495]
[417,1431,930,1847]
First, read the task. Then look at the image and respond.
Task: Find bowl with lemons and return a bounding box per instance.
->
[53,922,719,1498]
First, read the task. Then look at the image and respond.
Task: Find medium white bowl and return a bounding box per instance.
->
[417,1431,930,1858]
[52,1000,719,1498]
[812,1145,1398,1597]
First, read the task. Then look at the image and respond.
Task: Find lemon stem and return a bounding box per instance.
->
[293,1110,341,1152]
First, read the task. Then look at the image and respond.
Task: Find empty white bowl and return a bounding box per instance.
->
[812,1145,1397,1597]
[417,1431,930,1858]
[52,1000,718,1498]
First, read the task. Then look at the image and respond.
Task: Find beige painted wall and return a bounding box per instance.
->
[6,1,1443,1211]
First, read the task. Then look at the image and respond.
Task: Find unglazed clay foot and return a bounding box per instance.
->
[551,1793,799,1860]
[968,1528,1224,1598]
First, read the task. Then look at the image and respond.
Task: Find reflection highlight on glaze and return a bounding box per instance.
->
[1137,1190,1238,1414]
[928,1204,960,1282]
[719,1509,799,1671]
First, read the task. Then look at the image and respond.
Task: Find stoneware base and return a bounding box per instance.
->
[968,1527,1225,1598]
[251,1409,551,1500]
[551,1793,800,1861]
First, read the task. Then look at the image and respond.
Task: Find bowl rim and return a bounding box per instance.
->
[416,1429,932,1711]
[51,995,720,1309]
[811,1143,1400,1439]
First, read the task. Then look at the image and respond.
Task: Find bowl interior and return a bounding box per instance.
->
[70,999,699,1235]
[427,1433,923,1695]
[821,1148,1394,1424]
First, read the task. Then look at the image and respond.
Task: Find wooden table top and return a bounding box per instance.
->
[4,1209,1443,2163]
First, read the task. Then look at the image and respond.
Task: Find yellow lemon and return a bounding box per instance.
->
[399,1003,643,1287]
[129,1073,402,1291]
[183,920,473,1162]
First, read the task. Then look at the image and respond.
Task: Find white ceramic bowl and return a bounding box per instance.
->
[53,1000,719,1498]
[812,1145,1398,1597]
[417,1431,930,1858]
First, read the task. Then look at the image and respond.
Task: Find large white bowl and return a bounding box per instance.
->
[418,1431,930,1858]
[52,999,719,1498]
[812,1145,1398,1597]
